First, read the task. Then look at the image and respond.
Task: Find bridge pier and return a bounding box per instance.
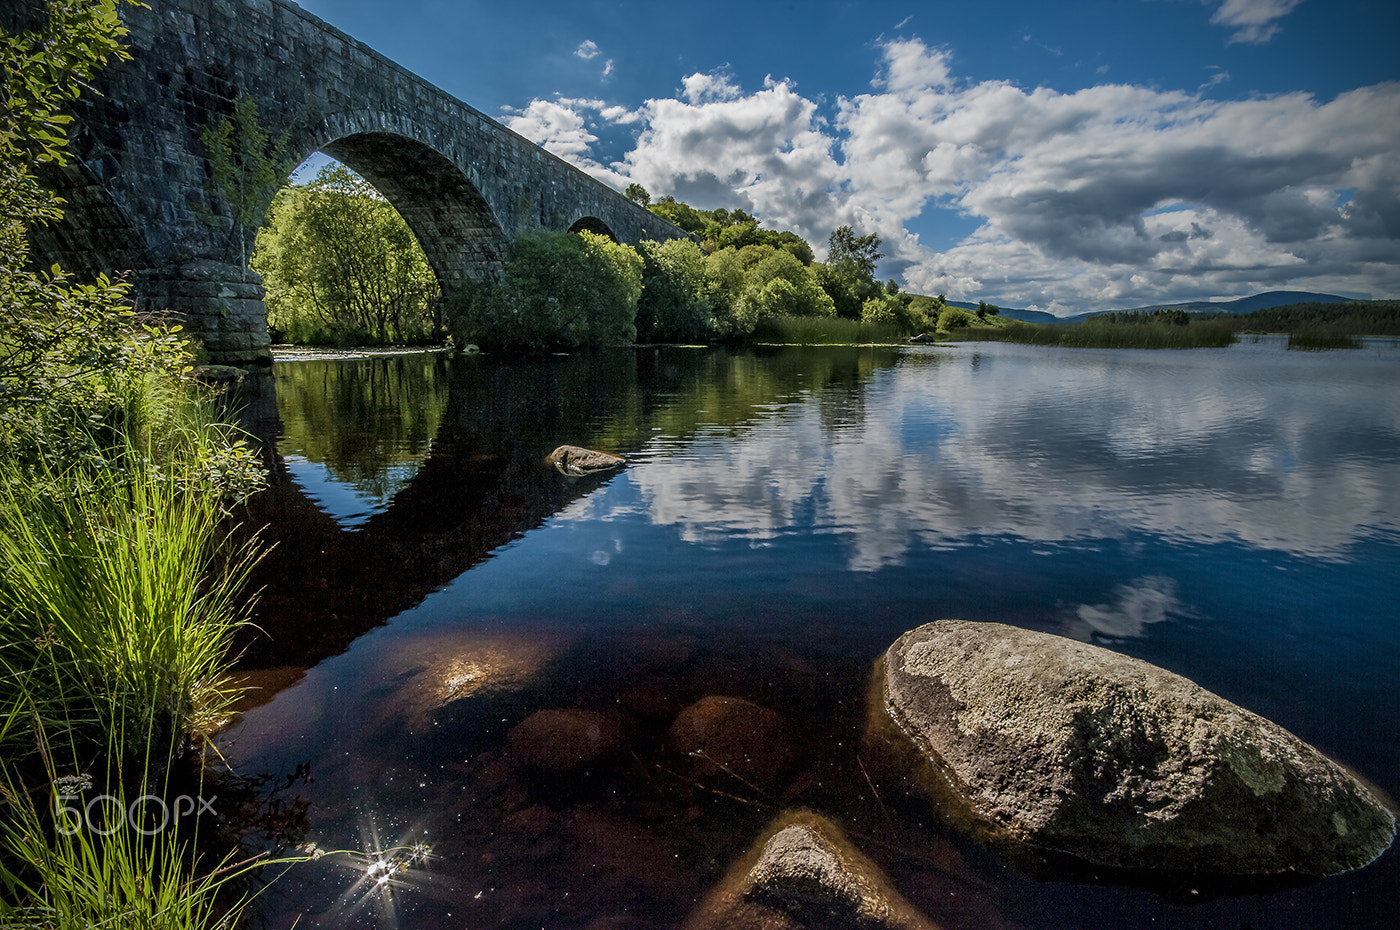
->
[137,261,273,366]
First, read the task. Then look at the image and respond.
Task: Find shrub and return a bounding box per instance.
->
[636,238,719,343]
[860,296,905,327]
[450,230,642,350]
[937,305,975,332]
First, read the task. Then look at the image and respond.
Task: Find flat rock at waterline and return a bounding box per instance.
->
[875,620,1395,879]
[683,810,940,930]
[546,444,626,476]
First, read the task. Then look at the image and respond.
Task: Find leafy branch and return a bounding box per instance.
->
[197,94,296,267]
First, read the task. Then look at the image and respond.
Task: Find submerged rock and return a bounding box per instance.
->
[871,620,1396,880]
[505,708,623,775]
[684,810,939,930]
[669,695,796,796]
[546,444,626,476]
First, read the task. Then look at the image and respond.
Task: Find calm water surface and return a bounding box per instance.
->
[221,340,1399,928]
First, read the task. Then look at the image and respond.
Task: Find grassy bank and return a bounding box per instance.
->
[0,376,279,927]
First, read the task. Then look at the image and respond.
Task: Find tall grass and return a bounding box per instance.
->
[751,314,907,345]
[0,715,274,930]
[0,371,278,926]
[0,444,260,764]
[1288,328,1363,350]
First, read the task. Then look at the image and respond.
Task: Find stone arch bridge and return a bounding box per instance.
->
[23,0,689,364]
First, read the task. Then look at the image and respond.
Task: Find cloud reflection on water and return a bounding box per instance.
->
[621,344,1400,569]
[1068,575,1193,641]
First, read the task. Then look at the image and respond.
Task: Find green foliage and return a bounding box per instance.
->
[816,226,884,318]
[252,164,441,345]
[646,197,813,262]
[1090,308,1191,326]
[938,305,976,332]
[450,229,642,350]
[959,316,1236,349]
[0,0,140,241]
[905,294,948,333]
[731,247,835,330]
[860,295,904,326]
[0,436,262,760]
[0,5,292,924]
[636,238,721,343]
[1,0,147,468]
[827,225,882,280]
[624,182,651,207]
[198,94,295,267]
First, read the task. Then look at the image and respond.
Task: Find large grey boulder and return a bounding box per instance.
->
[872,620,1395,880]
[684,810,939,930]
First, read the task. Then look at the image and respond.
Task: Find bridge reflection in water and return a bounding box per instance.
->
[234,348,640,675]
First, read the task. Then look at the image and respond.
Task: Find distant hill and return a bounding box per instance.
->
[939,291,1358,325]
[993,307,1061,325]
[1060,290,1355,323]
[947,300,1059,325]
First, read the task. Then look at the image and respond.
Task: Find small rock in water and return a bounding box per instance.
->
[870,619,1396,881]
[669,695,797,796]
[684,810,939,930]
[546,444,626,476]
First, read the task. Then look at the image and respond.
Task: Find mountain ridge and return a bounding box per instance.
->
[954,290,1358,324]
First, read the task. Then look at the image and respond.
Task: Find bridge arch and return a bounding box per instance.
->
[567,216,618,241]
[309,112,509,288]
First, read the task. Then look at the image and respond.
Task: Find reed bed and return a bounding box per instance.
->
[953,319,1237,349]
[751,314,907,345]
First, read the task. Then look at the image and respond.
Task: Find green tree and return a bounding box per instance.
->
[820,225,884,318]
[252,164,441,344]
[624,182,651,207]
[198,94,295,267]
[636,238,719,342]
[828,225,882,280]
[451,229,642,350]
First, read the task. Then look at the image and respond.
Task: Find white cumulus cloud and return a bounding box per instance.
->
[503,33,1400,311]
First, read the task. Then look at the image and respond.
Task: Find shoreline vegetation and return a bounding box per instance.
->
[250,171,1399,353]
[3,3,300,925]
[949,302,1400,350]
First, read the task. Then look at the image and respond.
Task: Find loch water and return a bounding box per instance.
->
[219,339,1399,928]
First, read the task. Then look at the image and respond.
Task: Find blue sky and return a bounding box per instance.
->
[293,0,1399,313]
